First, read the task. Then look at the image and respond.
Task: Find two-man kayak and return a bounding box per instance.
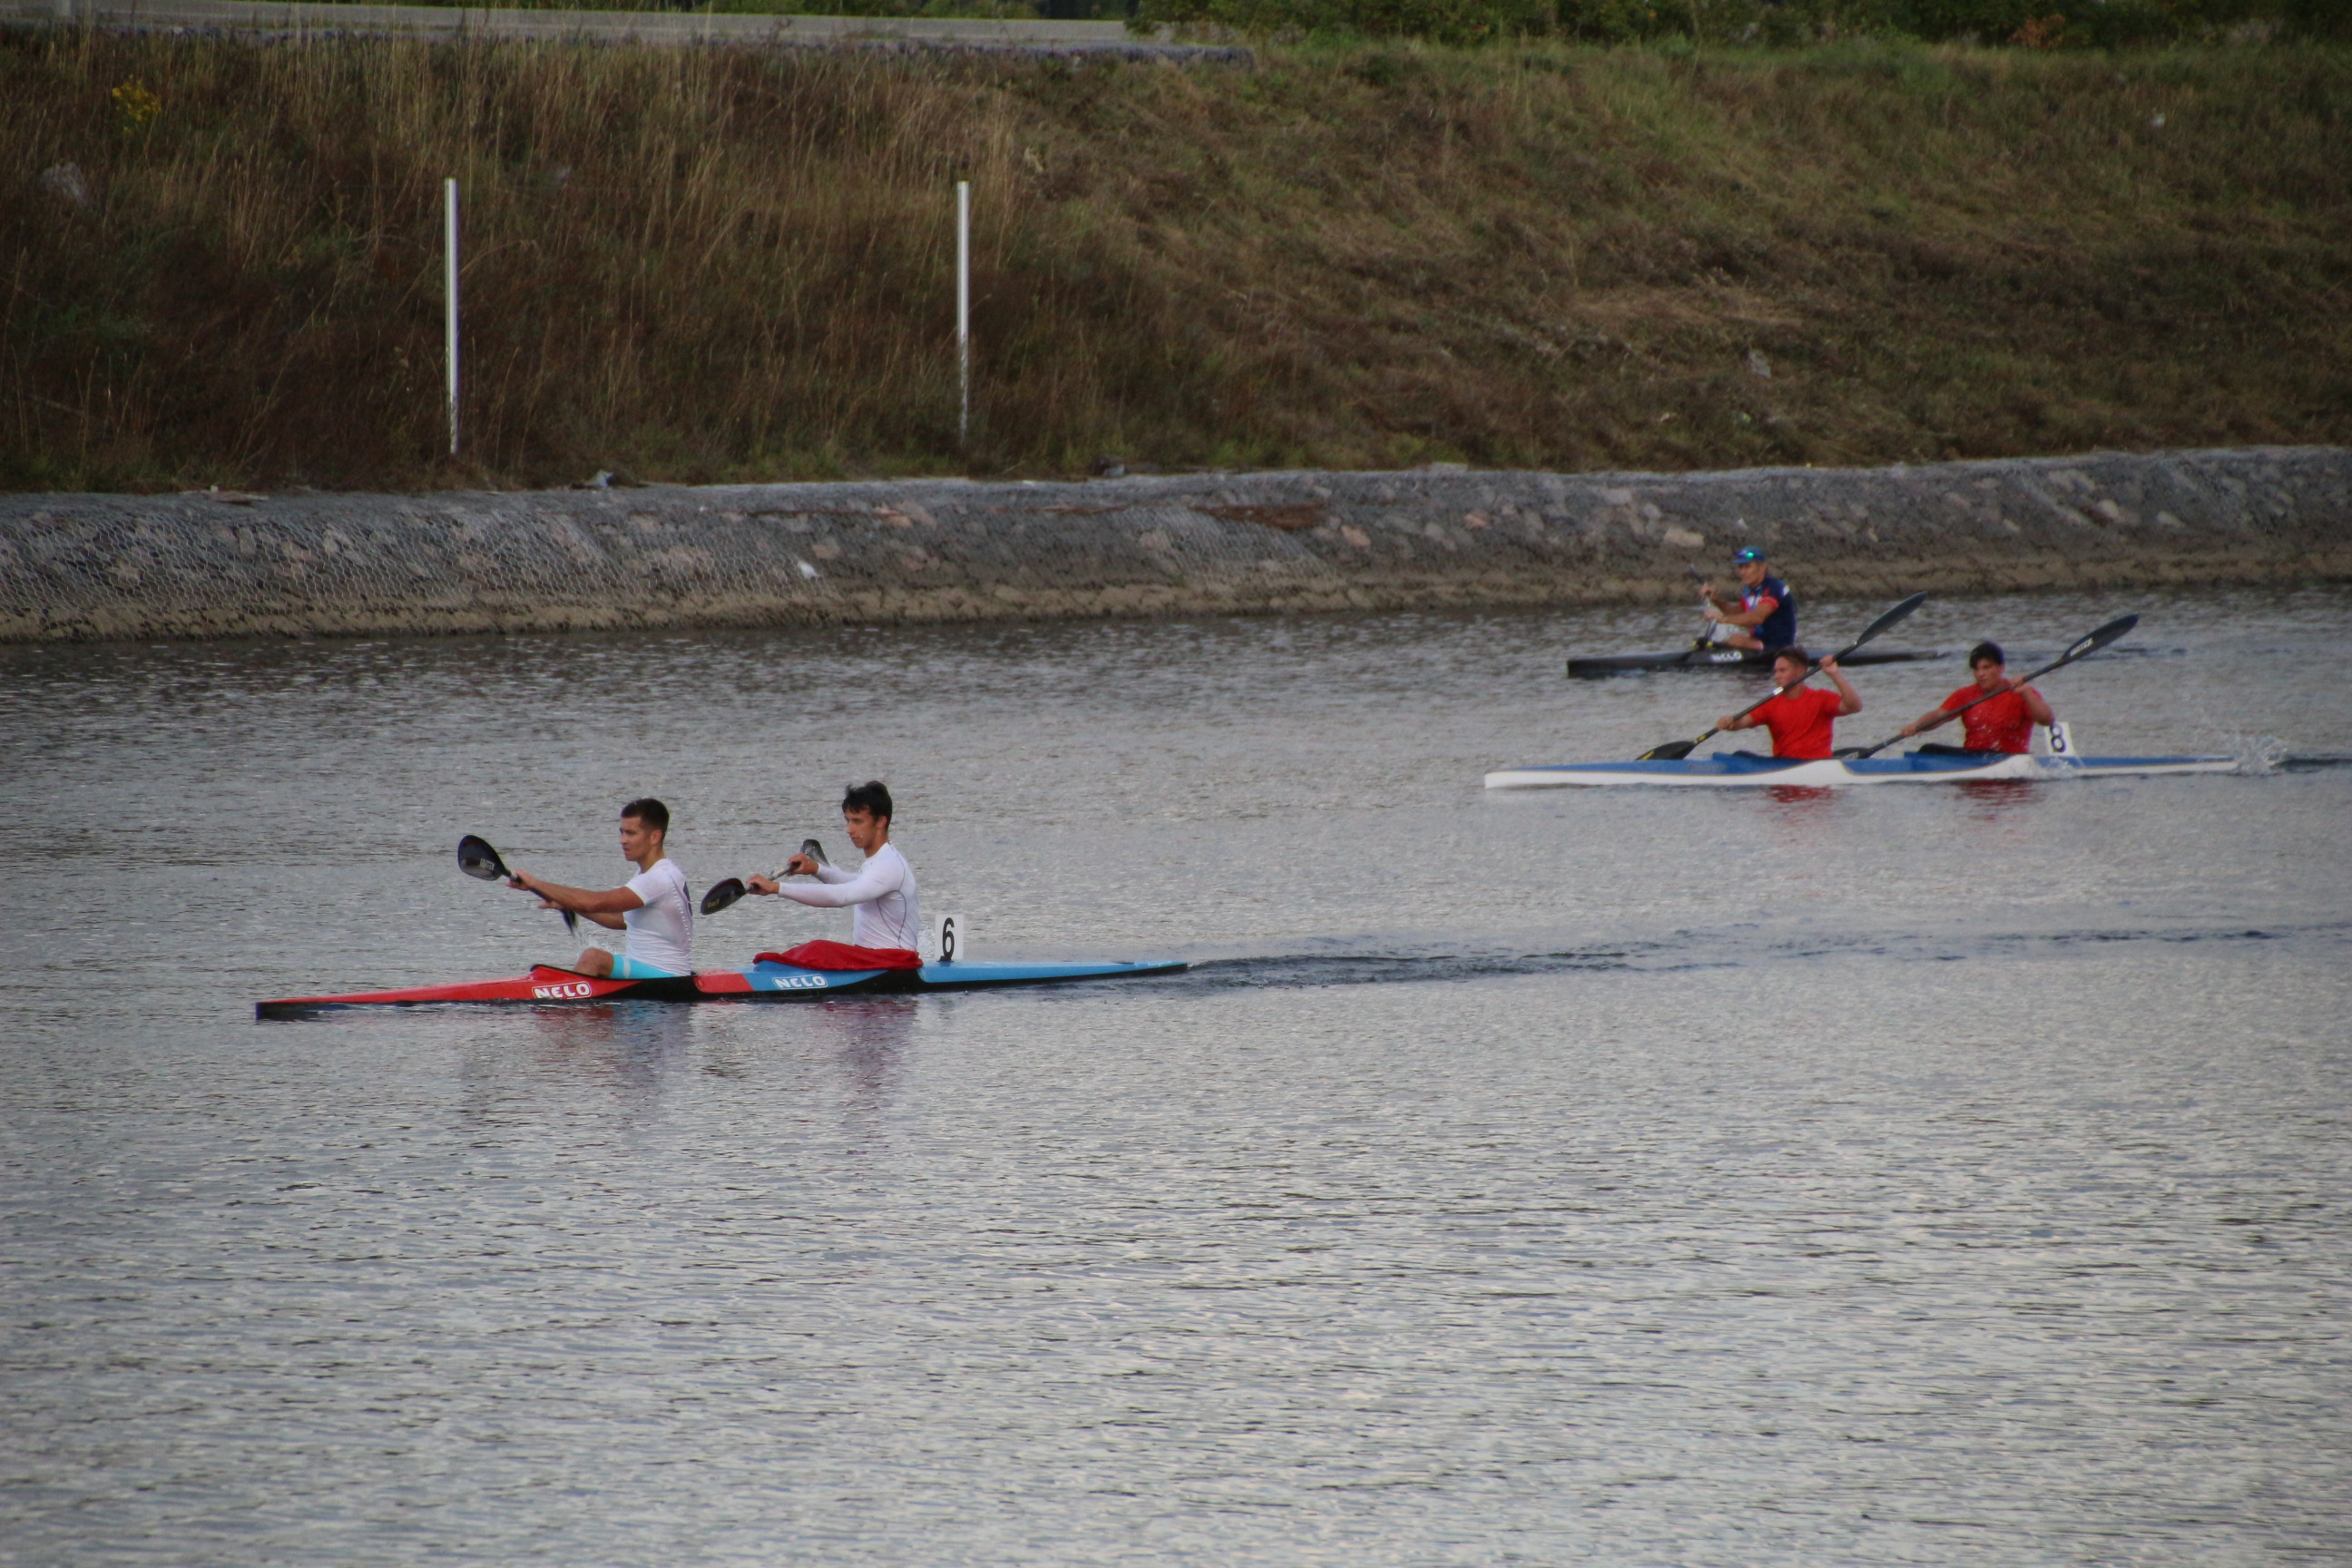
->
[257,955,1188,1017]
[1484,750,2238,789]
[1567,646,1941,677]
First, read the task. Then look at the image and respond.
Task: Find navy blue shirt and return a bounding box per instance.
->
[1745,574,1797,650]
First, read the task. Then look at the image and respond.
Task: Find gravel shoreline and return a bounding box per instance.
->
[5,446,2346,643]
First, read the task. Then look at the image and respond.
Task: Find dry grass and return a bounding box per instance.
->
[3,30,2347,490]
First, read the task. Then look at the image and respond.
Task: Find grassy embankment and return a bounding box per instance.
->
[3,30,2347,491]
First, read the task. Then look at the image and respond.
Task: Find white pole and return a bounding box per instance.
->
[444,177,461,457]
[956,179,970,449]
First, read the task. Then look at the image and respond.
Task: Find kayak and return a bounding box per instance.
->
[1568,646,1942,677]
[1485,751,2239,789]
[257,956,1187,1017]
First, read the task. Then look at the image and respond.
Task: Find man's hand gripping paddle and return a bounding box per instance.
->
[1638,592,1927,762]
[458,834,577,934]
[1840,613,2138,761]
[1684,563,1713,649]
[700,839,826,917]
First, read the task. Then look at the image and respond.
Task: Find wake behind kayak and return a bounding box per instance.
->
[257,956,1188,1017]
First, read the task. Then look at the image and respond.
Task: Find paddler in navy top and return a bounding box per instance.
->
[1700,546,1797,652]
[747,780,922,965]
[505,797,695,978]
[1714,646,1862,759]
[1896,640,2055,754]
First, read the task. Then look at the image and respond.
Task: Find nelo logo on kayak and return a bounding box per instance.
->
[533,981,598,999]
[761,974,831,991]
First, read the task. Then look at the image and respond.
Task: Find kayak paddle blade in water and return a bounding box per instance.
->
[460,833,576,934]
[1845,612,2140,760]
[1637,592,1927,761]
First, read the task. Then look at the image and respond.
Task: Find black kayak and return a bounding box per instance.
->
[1567,645,1943,678]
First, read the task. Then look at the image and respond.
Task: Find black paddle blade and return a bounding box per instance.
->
[800,838,826,865]
[1640,740,1699,761]
[701,877,749,916]
[457,835,508,882]
[2056,613,2138,667]
[1847,592,1928,652]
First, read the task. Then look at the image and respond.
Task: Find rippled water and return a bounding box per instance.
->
[5,588,2347,1565]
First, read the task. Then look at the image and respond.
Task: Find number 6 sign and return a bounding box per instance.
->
[928,913,967,964]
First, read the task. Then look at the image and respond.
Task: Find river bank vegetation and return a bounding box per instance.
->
[2,28,2347,490]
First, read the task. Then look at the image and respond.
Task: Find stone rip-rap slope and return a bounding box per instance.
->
[3,448,2345,642]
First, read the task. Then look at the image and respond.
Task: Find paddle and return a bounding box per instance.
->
[458,834,577,934]
[1842,613,2138,761]
[1684,563,1714,649]
[700,839,827,917]
[1638,592,1927,761]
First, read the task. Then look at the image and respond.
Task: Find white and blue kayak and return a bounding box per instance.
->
[1485,750,2239,789]
[259,956,1187,1015]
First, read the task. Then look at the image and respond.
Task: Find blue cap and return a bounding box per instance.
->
[1732,546,1767,564]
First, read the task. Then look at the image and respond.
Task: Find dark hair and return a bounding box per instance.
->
[841,780,893,822]
[1769,645,1808,668]
[1968,641,2005,668]
[622,797,670,834]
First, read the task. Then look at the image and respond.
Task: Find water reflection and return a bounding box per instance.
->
[1952,779,2048,827]
[802,996,919,1137]
[1760,784,1842,812]
[451,1002,701,1122]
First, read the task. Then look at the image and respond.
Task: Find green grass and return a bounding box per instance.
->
[2,29,2347,490]
[285,0,1065,15]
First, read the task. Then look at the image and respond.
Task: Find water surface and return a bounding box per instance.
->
[5,588,2347,1564]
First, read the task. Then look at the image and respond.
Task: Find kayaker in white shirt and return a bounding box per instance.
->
[748,779,920,953]
[505,797,695,978]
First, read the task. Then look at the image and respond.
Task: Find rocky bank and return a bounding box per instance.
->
[5,446,2346,643]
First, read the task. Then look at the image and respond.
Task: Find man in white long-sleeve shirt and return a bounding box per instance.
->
[747,780,920,963]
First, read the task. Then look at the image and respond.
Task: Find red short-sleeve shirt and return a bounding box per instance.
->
[1751,684,1845,759]
[1939,684,2034,753]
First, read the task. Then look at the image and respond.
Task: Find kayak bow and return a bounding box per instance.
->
[258,956,1188,1017]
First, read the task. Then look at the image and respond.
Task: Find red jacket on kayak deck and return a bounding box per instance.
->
[754,940,923,971]
[1750,684,1845,759]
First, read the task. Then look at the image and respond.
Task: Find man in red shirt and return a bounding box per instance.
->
[1714,646,1862,759]
[1896,640,2055,754]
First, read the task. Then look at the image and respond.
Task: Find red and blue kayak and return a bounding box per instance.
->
[257,956,1188,1017]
